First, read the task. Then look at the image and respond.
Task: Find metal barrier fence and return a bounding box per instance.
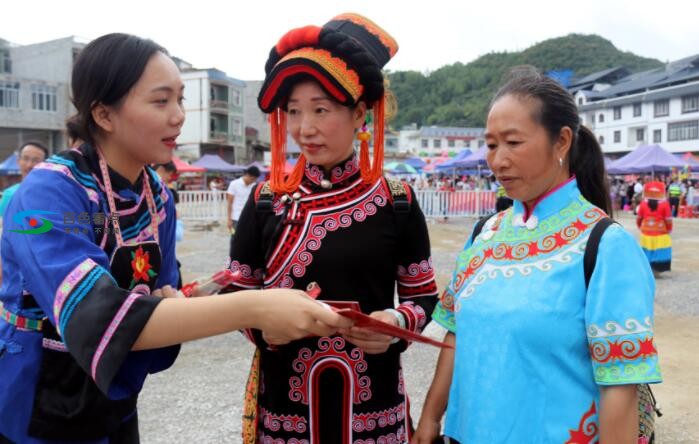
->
[415,190,496,218]
[177,191,228,221]
[176,190,496,220]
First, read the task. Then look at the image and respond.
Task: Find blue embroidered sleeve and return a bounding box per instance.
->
[585,224,662,385]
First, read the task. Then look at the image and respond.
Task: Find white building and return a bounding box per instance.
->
[177,66,245,163]
[399,125,484,156]
[0,37,85,158]
[572,55,699,154]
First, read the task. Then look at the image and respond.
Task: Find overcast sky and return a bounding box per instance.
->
[4,0,698,80]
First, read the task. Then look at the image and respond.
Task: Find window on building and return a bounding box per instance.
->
[421,139,428,148]
[448,139,455,148]
[0,49,10,74]
[578,97,583,105]
[599,135,605,144]
[613,130,621,143]
[232,89,242,107]
[633,103,642,117]
[599,113,605,123]
[591,114,596,124]
[232,118,242,135]
[613,106,621,120]
[668,120,699,141]
[433,139,441,148]
[653,129,662,143]
[31,84,57,112]
[636,128,645,142]
[681,94,699,113]
[654,99,669,117]
[0,81,19,108]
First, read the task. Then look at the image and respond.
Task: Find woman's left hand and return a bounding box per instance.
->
[152,285,180,298]
[340,311,398,354]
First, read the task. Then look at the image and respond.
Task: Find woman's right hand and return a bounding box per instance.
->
[254,289,354,345]
[411,417,441,444]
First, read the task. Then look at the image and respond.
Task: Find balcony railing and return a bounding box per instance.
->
[210,99,229,111]
[209,131,229,142]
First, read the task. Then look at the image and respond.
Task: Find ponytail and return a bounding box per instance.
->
[571,125,612,216]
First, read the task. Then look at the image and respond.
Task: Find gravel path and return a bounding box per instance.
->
[138,214,699,443]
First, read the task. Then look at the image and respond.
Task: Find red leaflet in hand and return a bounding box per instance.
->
[336,309,454,349]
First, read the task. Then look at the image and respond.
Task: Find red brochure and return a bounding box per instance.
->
[336,309,454,349]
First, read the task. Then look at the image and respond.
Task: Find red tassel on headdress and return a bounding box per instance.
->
[269,109,305,194]
[358,96,385,183]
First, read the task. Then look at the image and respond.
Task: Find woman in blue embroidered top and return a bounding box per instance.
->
[0,33,351,444]
[413,67,662,444]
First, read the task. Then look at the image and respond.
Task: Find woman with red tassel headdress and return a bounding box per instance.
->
[228,13,438,443]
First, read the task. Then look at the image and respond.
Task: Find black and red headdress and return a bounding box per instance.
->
[258,13,398,193]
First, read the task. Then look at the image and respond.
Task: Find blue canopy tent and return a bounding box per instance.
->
[404,156,427,169]
[0,153,20,176]
[675,153,699,172]
[607,144,686,175]
[384,161,419,175]
[435,149,472,172]
[455,146,488,169]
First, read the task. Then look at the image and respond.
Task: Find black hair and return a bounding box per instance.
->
[70,33,167,145]
[154,161,177,173]
[19,140,49,159]
[65,115,82,146]
[245,166,261,177]
[491,66,612,215]
[648,199,659,211]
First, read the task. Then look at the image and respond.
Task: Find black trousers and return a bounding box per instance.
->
[669,197,680,217]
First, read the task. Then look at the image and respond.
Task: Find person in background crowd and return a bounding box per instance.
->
[226,166,260,256]
[667,178,682,217]
[632,177,644,214]
[637,181,673,273]
[154,161,183,288]
[0,141,49,218]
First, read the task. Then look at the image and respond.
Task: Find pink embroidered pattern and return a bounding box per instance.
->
[266,182,388,288]
[352,425,406,444]
[330,157,360,183]
[229,260,264,288]
[42,338,68,352]
[397,258,434,284]
[259,433,309,444]
[289,337,371,405]
[396,301,427,332]
[90,292,143,380]
[260,407,308,433]
[396,259,438,300]
[54,258,98,329]
[305,164,325,185]
[352,403,405,432]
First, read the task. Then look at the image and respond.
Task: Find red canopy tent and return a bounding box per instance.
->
[171,155,206,173]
